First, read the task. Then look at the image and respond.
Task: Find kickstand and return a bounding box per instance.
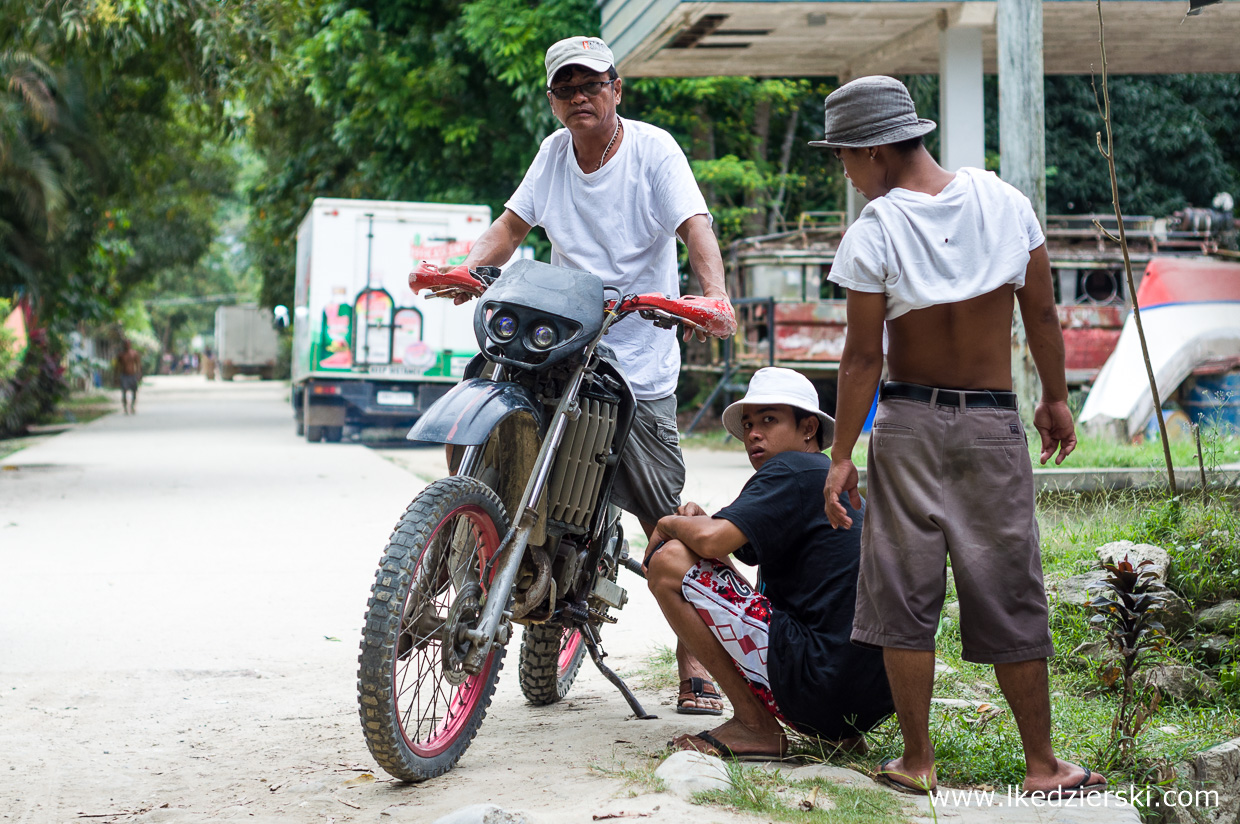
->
[581,624,656,720]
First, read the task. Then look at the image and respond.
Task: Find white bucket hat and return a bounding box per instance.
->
[722,367,835,443]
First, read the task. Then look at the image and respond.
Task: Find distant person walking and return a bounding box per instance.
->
[116,339,142,415]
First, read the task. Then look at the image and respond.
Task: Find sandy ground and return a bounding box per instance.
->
[0,376,775,824]
[0,376,1141,824]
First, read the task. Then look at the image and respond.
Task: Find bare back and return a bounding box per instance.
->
[885,284,1016,390]
[118,350,142,376]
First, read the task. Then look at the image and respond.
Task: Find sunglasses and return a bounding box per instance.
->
[548,79,616,101]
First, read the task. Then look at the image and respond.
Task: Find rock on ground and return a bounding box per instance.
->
[1096,540,1171,582]
[1156,736,1240,824]
[431,804,531,824]
[1197,600,1240,633]
[1138,664,1220,703]
[654,751,732,797]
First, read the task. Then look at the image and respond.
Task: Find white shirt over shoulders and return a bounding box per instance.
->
[505,118,711,400]
[828,167,1046,319]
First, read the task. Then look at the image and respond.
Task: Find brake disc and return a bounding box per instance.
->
[441,582,484,686]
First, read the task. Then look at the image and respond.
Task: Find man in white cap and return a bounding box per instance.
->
[644,367,892,758]
[447,35,734,714]
[816,76,1104,798]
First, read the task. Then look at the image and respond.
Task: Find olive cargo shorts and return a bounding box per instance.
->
[610,395,685,527]
[851,396,1054,665]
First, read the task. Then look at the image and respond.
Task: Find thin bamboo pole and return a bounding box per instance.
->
[1092,0,1176,496]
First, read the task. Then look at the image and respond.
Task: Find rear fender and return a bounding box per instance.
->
[408,378,543,445]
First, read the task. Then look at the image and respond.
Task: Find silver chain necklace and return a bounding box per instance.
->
[596,117,621,171]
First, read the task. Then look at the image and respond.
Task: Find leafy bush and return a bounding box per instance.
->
[0,328,66,438]
[1132,498,1240,606]
[0,298,17,385]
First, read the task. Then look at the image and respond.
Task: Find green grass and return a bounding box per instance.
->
[589,752,668,795]
[697,762,907,823]
[680,425,1240,472]
[636,491,1240,822]
[1056,431,1240,469]
[628,643,679,692]
[37,392,115,426]
[0,434,43,462]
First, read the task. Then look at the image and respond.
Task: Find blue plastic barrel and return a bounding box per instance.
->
[1181,371,1240,432]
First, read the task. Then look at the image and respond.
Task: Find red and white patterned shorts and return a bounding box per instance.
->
[681,559,785,722]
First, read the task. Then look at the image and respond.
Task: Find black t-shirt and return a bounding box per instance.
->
[715,451,893,739]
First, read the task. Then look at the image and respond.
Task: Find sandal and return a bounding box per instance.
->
[875,758,937,795]
[670,730,786,762]
[676,677,724,716]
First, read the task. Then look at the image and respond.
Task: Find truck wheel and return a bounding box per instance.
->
[222,365,236,382]
[306,425,324,443]
[296,408,305,437]
[325,426,344,443]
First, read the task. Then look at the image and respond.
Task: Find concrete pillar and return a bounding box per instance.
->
[998,0,1046,226]
[938,26,985,171]
[998,0,1047,428]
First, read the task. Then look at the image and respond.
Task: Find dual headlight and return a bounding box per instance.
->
[490,312,558,351]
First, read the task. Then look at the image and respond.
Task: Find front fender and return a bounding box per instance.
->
[407,378,543,445]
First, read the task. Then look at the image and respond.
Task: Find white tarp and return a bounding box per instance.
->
[1079,302,1240,440]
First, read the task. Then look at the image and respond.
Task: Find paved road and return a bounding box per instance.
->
[0,377,762,824]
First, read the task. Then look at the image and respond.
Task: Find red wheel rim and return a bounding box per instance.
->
[393,503,501,758]
[557,629,583,678]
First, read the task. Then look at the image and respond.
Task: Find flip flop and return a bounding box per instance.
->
[676,677,724,716]
[1024,765,1107,800]
[875,758,937,795]
[670,730,786,762]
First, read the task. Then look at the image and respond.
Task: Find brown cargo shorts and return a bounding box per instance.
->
[851,391,1054,665]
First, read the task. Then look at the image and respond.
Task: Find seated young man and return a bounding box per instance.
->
[645,368,893,758]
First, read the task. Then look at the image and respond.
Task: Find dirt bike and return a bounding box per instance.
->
[356,258,735,782]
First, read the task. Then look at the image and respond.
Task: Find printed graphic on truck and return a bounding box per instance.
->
[308,235,478,379]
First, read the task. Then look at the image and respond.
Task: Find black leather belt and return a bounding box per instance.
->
[881,381,1018,409]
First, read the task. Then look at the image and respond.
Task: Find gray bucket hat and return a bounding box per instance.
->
[808,76,936,149]
[545,36,615,86]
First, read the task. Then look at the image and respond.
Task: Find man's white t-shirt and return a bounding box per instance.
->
[505,118,710,400]
[828,167,1046,319]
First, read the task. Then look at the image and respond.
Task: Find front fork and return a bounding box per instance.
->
[459,364,588,673]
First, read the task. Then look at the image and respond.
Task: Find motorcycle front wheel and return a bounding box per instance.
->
[358,475,510,781]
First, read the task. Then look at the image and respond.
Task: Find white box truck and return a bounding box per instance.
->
[214,305,280,380]
[291,198,497,442]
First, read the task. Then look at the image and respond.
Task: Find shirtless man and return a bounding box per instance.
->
[817,77,1107,799]
[116,339,142,415]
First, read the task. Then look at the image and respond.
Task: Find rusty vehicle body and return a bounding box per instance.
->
[686,208,1236,417]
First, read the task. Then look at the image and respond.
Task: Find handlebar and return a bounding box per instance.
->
[408,262,737,339]
[612,293,736,339]
[408,262,500,300]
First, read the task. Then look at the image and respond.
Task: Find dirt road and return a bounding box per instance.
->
[0,377,764,823]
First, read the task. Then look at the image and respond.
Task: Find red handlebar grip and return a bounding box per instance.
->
[408,262,483,295]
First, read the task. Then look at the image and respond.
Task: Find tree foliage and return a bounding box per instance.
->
[2,0,1238,352]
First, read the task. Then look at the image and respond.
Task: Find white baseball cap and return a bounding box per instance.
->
[722,367,835,443]
[545,36,615,86]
